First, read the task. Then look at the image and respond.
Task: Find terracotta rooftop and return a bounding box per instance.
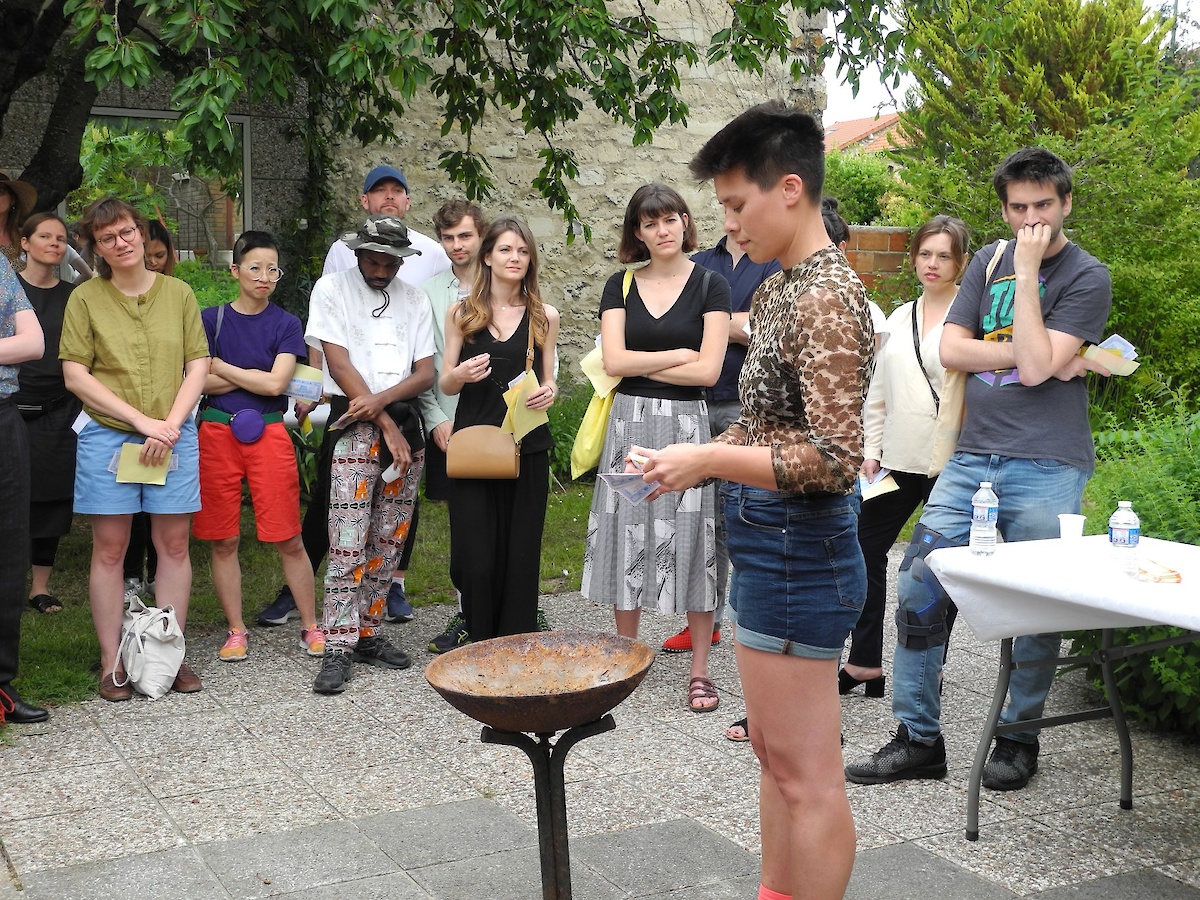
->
[824,112,908,153]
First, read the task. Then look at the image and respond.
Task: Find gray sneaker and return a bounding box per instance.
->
[982,736,1039,791]
[352,635,412,670]
[313,651,353,694]
[845,723,947,784]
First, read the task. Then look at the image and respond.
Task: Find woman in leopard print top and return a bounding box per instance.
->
[639,103,873,900]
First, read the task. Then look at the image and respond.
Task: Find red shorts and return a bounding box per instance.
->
[193,420,301,542]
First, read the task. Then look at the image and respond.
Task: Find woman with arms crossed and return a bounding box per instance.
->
[582,182,730,713]
[640,104,873,900]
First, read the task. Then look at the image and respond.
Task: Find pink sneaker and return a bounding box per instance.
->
[219,629,249,662]
[300,626,326,657]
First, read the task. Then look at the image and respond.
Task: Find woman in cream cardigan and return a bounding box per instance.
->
[840,215,970,696]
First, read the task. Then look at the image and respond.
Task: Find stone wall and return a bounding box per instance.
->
[326,1,827,368]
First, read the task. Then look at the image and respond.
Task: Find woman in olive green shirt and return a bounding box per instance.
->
[60,197,210,702]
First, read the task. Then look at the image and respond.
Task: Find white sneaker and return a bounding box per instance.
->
[123,578,144,607]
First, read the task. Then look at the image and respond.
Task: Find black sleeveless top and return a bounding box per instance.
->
[452,311,553,455]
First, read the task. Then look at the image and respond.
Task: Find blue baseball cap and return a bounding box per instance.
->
[362,165,409,193]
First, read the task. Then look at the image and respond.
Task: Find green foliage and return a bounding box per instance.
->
[896,0,1200,420]
[174,259,236,309]
[823,150,897,224]
[66,122,197,225]
[289,423,324,505]
[1071,395,1200,734]
[546,370,596,485]
[56,0,926,236]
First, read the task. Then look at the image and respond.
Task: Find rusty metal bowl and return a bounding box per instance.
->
[425,630,655,734]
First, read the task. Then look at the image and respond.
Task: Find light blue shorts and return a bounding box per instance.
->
[74,417,201,515]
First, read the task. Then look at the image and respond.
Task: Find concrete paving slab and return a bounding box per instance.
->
[408,844,625,900]
[356,799,536,869]
[572,818,759,896]
[19,847,228,900]
[1033,869,1200,899]
[199,820,396,899]
[846,842,1016,899]
[275,871,432,899]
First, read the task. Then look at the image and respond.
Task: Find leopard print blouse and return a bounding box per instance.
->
[713,246,872,494]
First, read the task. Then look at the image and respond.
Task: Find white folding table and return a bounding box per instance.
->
[927,534,1200,840]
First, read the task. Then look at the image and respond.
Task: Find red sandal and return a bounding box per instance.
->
[687,676,719,713]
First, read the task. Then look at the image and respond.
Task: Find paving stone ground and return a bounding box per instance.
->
[3,552,1198,898]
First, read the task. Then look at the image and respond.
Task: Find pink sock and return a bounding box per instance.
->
[757,887,791,900]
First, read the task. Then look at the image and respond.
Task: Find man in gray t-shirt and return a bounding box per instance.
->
[846,147,1114,793]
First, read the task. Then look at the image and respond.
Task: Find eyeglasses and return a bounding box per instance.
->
[95,226,139,249]
[236,264,284,282]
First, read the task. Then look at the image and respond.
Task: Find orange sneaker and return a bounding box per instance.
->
[218,629,249,662]
[661,626,721,653]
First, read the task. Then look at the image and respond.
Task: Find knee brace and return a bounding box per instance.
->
[895,523,962,650]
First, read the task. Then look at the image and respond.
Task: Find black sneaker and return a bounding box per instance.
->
[313,651,352,694]
[428,613,470,654]
[536,608,552,632]
[257,585,298,627]
[352,635,412,670]
[982,736,1039,791]
[844,723,948,784]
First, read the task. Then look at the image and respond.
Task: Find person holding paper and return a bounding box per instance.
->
[59,197,210,702]
[14,214,82,616]
[846,148,1112,792]
[0,253,49,724]
[580,183,731,714]
[305,215,434,694]
[636,105,872,900]
[841,216,971,698]
[193,231,324,663]
[441,217,559,641]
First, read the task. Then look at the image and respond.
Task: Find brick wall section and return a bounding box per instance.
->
[845,225,911,291]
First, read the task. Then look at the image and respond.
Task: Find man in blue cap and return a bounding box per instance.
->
[259,165,450,629]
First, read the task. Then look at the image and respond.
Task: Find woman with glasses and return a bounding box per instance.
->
[59,197,210,702]
[194,230,324,663]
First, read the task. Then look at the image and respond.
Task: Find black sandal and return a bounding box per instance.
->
[28,594,63,614]
[726,716,750,742]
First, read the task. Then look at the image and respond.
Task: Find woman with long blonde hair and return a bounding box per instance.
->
[440,216,560,641]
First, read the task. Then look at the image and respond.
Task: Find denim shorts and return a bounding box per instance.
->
[723,484,865,659]
[74,417,201,515]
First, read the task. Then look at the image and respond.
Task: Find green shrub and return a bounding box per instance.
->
[547,368,595,485]
[824,150,898,225]
[1071,395,1200,735]
[175,259,236,309]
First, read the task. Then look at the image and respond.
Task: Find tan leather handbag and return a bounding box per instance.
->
[445,322,534,480]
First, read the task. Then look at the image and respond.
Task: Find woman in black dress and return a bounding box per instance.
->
[15,213,82,614]
[440,217,559,642]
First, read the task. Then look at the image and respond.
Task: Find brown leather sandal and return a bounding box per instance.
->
[687,676,719,713]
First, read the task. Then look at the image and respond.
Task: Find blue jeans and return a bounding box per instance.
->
[892,452,1089,744]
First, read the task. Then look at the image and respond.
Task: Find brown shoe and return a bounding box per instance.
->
[99,673,132,702]
[172,662,203,693]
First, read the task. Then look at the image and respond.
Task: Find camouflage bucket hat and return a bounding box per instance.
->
[341,215,422,258]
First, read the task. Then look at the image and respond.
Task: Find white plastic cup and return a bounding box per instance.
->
[1058,513,1086,540]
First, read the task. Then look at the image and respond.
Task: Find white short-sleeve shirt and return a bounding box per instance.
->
[305,269,436,397]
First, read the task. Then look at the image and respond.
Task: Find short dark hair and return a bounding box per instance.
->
[820,196,850,247]
[432,200,486,240]
[233,230,278,264]
[617,183,698,264]
[909,215,971,280]
[146,219,176,276]
[689,101,825,202]
[993,147,1073,204]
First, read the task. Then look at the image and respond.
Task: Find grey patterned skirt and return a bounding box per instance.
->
[581,392,717,614]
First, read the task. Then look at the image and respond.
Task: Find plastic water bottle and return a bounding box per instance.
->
[969,481,999,556]
[1108,500,1140,576]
